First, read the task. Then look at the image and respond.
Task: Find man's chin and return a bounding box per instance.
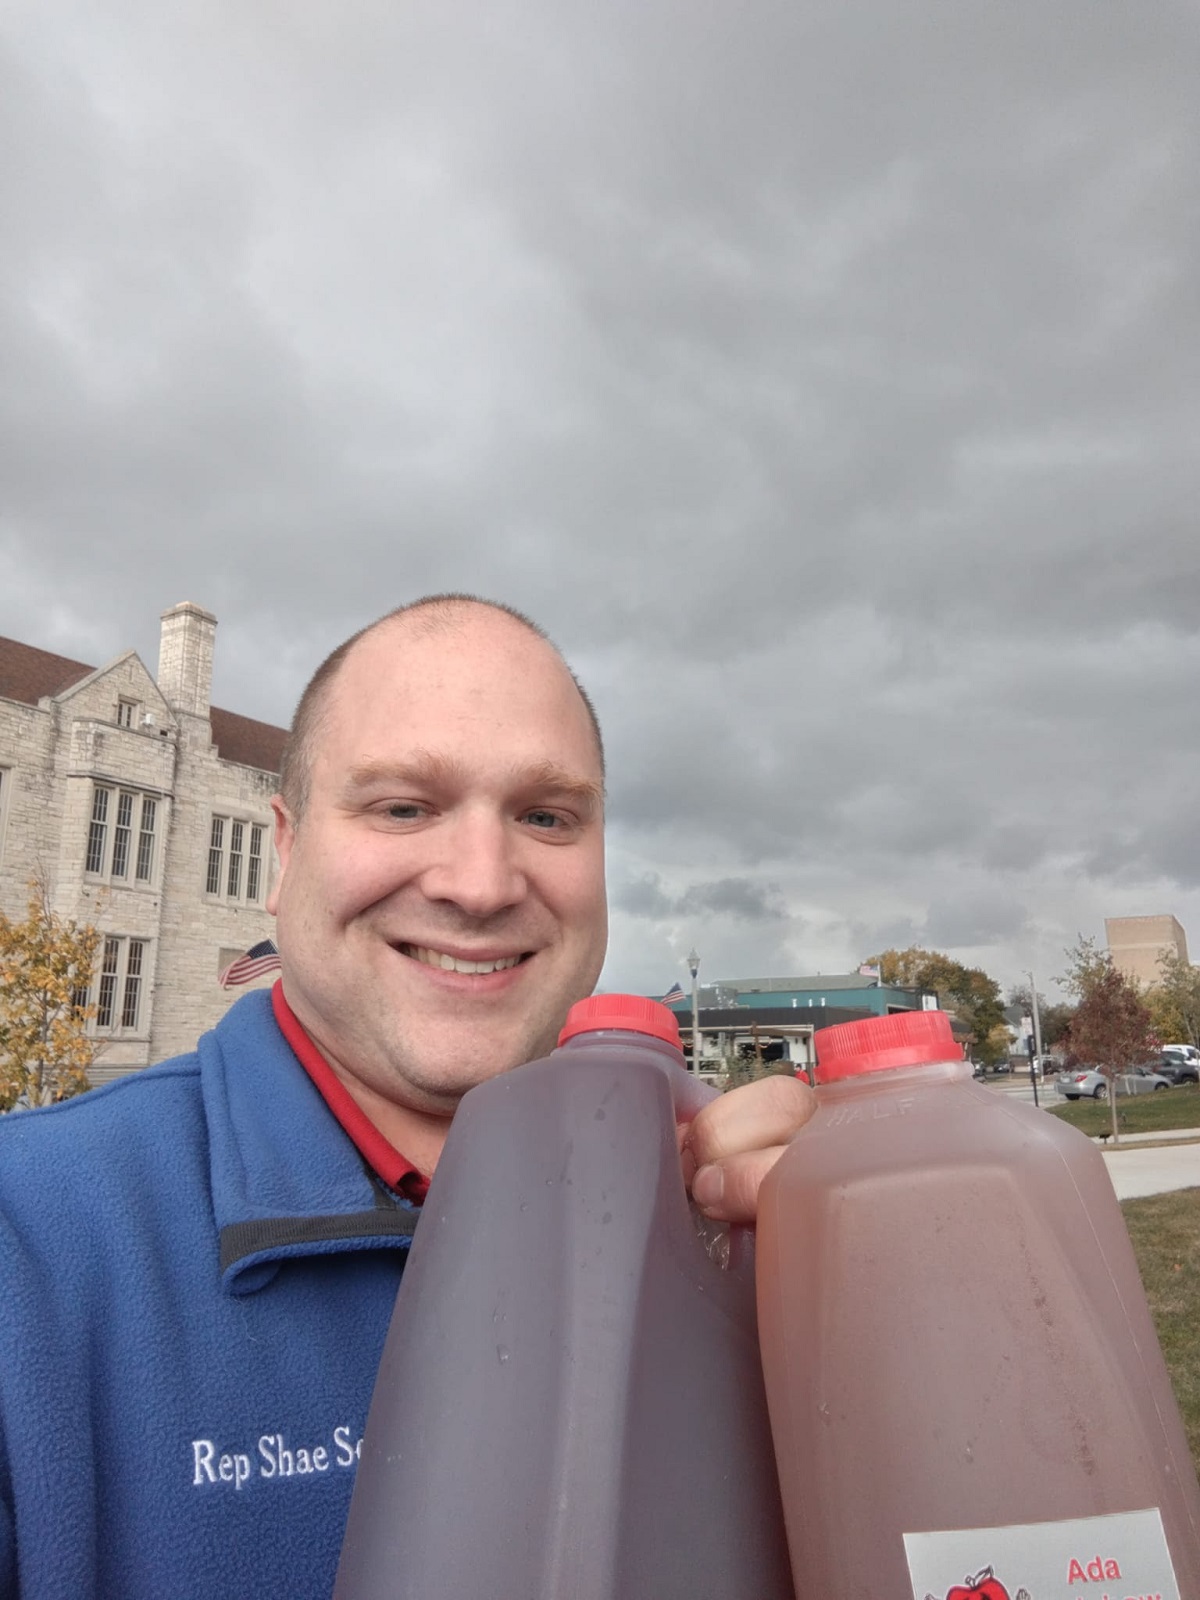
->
[389,1061,517,1118]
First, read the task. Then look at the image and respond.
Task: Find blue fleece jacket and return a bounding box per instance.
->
[0,992,418,1599]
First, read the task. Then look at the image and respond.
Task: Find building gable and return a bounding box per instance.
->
[54,651,176,729]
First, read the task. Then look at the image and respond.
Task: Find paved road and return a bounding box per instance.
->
[980,1074,1200,1199]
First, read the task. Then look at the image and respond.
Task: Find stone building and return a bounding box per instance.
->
[0,603,286,1080]
[1105,914,1190,990]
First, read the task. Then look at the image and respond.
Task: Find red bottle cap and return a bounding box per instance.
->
[558,994,683,1049]
[814,1009,962,1084]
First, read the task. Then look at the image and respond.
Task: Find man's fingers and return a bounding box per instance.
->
[683,1073,814,1169]
[691,1147,791,1225]
[681,1074,816,1223]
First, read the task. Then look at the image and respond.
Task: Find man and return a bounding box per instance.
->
[0,596,812,1598]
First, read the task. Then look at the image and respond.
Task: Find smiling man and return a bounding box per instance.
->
[0,594,812,1599]
[270,600,611,1177]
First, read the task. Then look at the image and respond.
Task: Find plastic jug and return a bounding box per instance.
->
[756,1009,1200,1600]
[336,993,794,1600]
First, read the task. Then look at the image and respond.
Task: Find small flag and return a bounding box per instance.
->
[661,981,686,1005]
[220,938,282,988]
[858,963,882,981]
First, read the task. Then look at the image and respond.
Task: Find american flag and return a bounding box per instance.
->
[661,981,686,1005]
[219,939,282,988]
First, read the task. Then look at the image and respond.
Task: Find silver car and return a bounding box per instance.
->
[1056,1065,1172,1101]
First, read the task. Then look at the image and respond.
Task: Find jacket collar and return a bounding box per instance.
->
[198,991,418,1295]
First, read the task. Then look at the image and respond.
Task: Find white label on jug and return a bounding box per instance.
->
[904,1507,1179,1600]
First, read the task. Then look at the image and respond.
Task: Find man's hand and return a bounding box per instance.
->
[678,1074,815,1225]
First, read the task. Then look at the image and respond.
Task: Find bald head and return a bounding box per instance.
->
[278,595,604,819]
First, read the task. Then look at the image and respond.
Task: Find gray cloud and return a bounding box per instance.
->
[2,0,1198,1000]
[615,872,787,924]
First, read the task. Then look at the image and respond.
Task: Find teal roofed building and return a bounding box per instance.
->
[662,971,938,1019]
[651,970,945,1076]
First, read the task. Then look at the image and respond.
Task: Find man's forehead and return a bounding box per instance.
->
[314,608,600,766]
[344,605,556,680]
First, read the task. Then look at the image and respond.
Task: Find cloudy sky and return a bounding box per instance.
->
[3,0,1197,1001]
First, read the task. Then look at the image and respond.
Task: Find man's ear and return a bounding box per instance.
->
[266,795,296,915]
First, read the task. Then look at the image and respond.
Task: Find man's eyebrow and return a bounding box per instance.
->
[340,754,604,810]
[341,753,455,792]
[514,760,605,811]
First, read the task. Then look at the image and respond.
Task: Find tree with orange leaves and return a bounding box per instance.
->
[0,878,102,1111]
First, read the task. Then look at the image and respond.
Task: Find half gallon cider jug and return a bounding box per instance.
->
[336,993,794,1600]
[756,1009,1200,1600]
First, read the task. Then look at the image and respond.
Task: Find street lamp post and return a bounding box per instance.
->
[687,948,701,1075]
[1027,970,1043,1109]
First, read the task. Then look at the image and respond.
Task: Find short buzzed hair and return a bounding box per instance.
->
[278,594,605,817]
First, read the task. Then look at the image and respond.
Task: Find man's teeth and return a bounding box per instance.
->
[407,945,522,975]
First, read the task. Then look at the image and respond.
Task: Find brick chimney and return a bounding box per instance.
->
[157,602,217,718]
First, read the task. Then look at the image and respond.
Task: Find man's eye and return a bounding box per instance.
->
[385,802,424,820]
[523,809,565,830]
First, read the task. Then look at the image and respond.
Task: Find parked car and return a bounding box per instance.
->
[1161,1043,1200,1064]
[1156,1054,1200,1086]
[1055,1065,1173,1101]
[1057,1069,1109,1100]
[1119,1064,1175,1094]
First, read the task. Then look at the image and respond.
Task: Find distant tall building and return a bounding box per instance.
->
[0,603,286,1080]
[1105,915,1189,989]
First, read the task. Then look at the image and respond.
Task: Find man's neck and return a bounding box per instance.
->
[270,981,450,1188]
[323,1067,452,1178]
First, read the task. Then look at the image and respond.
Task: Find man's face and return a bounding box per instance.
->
[269,608,608,1116]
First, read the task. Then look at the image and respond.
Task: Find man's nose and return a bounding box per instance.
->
[418,810,527,917]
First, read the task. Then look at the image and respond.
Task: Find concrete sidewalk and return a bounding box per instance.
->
[1101,1138,1200,1201]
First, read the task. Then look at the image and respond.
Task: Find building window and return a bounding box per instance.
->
[206,817,225,895]
[227,820,244,899]
[122,939,145,1029]
[137,797,157,880]
[86,787,109,874]
[206,816,267,903]
[116,699,137,729]
[112,791,134,878]
[85,785,158,884]
[85,936,149,1034]
[246,824,264,902]
[96,938,120,1027]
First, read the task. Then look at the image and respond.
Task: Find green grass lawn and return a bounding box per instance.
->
[1046,1082,1200,1138]
[1123,1189,1200,1475]
[1050,1090,1200,1473]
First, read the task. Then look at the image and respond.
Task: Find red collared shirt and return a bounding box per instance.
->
[272,981,430,1203]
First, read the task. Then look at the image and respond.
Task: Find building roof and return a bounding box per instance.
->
[0,634,287,776]
[690,1006,871,1030]
[717,973,892,993]
[209,707,288,774]
[0,634,94,704]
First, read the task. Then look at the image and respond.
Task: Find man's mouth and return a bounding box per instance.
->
[400,943,527,976]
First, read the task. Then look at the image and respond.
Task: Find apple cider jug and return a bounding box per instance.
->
[336,994,794,1600]
[756,1009,1200,1600]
